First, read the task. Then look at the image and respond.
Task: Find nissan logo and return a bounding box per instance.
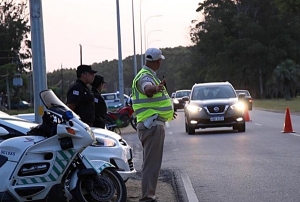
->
[213,106,219,112]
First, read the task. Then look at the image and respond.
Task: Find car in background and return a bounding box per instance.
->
[8,111,136,181]
[172,90,191,111]
[183,82,246,134]
[10,100,31,110]
[102,92,130,111]
[235,90,253,110]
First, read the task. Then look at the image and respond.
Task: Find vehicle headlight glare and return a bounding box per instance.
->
[187,105,201,113]
[231,102,245,111]
[173,99,179,104]
[92,137,116,147]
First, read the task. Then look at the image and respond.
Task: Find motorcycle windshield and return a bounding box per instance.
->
[39,89,79,119]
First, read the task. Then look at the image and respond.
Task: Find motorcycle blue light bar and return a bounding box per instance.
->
[65,111,73,120]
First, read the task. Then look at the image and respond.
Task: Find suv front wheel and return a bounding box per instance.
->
[185,117,195,135]
[233,122,246,132]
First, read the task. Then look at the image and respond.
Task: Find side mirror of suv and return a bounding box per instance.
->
[182,96,189,101]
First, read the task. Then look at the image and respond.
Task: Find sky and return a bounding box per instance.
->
[41,0,202,72]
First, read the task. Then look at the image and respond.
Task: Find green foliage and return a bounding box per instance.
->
[0,0,31,72]
[275,0,300,14]
[190,0,300,99]
[273,59,300,100]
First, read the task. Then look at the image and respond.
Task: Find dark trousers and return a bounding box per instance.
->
[138,124,165,202]
[93,119,106,129]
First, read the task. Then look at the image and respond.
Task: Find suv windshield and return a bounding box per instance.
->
[175,91,191,98]
[191,85,236,100]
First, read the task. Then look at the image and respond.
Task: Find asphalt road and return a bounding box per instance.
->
[123,108,300,202]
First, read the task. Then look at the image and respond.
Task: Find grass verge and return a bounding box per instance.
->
[253,97,300,113]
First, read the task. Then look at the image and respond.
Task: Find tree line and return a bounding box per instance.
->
[189,0,300,99]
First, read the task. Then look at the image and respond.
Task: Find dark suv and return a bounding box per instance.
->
[183,82,246,134]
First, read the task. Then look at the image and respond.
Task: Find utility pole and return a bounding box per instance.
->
[5,73,10,110]
[116,0,124,106]
[79,44,82,65]
[61,63,63,100]
[29,0,47,123]
[132,0,137,76]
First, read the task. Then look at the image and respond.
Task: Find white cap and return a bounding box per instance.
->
[145,48,165,61]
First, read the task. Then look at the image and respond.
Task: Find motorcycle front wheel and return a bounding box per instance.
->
[72,168,127,202]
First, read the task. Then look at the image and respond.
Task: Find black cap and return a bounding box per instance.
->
[76,65,97,74]
[92,74,106,88]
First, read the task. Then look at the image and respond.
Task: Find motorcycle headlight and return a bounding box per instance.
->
[173,99,179,104]
[187,105,202,113]
[230,102,245,111]
[91,137,116,147]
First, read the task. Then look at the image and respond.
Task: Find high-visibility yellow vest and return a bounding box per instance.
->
[132,68,173,123]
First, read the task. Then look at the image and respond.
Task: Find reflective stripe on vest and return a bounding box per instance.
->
[132,68,173,122]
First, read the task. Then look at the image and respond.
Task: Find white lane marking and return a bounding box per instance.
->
[253,122,300,136]
[181,172,199,202]
[290,133,300,137]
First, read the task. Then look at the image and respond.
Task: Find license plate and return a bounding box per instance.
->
[210,116,224,121]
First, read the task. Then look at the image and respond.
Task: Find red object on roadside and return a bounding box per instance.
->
[244,109,251,122]
[282,107,295,133]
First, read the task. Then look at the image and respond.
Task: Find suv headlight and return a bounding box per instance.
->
[91,137,116,147]
[187,105,202,113]
[173,99,179,104]
[230,102,245,111]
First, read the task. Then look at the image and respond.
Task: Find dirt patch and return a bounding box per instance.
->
[126,170,177,202]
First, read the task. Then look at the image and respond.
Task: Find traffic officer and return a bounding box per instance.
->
[67,64,97,126]
[131,47,176,202]
[91,74,107,128]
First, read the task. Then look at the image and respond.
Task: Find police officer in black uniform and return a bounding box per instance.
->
[67,64,97,126]
[91,74,107,128]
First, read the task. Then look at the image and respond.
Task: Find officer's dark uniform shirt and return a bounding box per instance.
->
[67,79,95,125]
[91,87,107,128]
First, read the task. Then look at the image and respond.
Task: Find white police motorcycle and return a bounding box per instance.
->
[0,89,127,202]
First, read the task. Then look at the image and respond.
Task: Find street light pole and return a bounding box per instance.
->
[29,0,47,124]
[148,40,161,48]
[79,44,82,65]
[146,29,162,49]
[139,0,143,67]
[132,0,137,76]
[116,0,124,106]
[143,15,162,62]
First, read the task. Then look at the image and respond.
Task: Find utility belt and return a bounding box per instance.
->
[137,114,166,129]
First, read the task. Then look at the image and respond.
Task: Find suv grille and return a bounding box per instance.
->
[205,105,228,114]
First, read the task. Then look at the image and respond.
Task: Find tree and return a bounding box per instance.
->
[275,0,300,14]
[273,59,300,100]
[190,0,300,98]
[0,0,31,73]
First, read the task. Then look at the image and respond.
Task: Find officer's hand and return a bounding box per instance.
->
[156,79,166,93]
